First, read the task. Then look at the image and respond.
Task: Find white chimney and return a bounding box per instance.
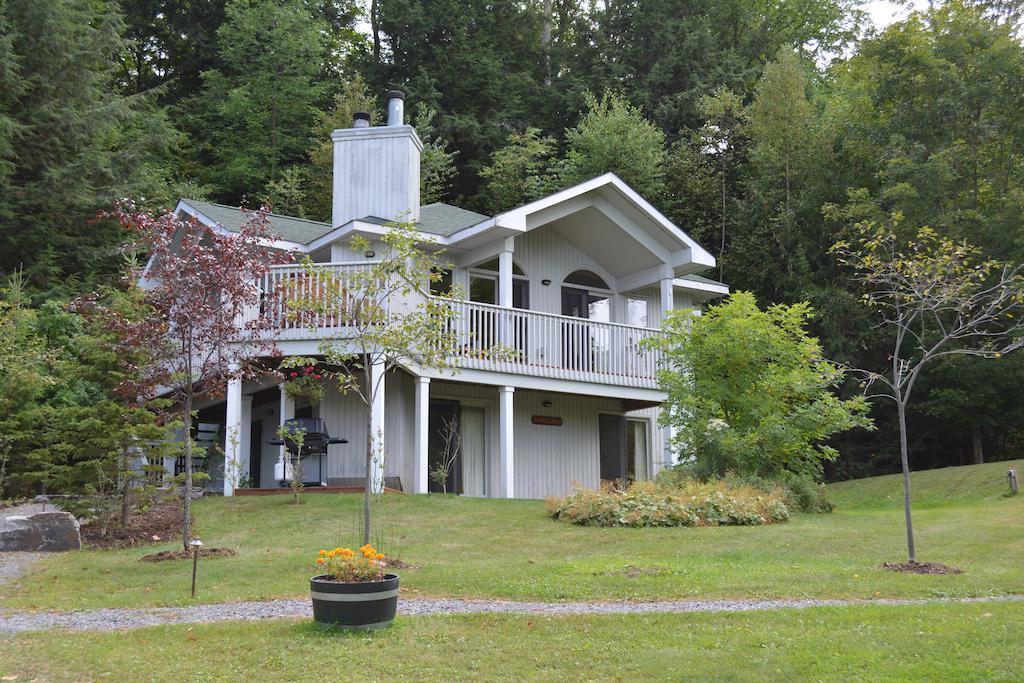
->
[331,90,422,228]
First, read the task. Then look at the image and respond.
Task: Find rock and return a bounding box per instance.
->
[0,511,80,552]
[33,512,81,551]
[0,517,44,551]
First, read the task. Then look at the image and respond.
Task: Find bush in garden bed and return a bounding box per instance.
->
[545,479,790,528]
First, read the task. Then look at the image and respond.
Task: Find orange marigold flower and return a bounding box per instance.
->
[376,553,385,560]
[316,558,325,564]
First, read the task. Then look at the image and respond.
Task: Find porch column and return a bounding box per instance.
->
[224,371,242,497]
[369,356,386,493]
[413,376,430,494]
[498,385,515,498]
[658,275,676,474]
[498,244,514,308]
[659,275,675,321]
[279,383,294,482]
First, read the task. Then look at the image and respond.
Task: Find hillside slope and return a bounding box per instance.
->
[830,459,1024,510]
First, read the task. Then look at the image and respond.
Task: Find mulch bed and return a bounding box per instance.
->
[385,558,421,570]
[81,500,183,549]
[881,561,964,575]
[140,547,238,562]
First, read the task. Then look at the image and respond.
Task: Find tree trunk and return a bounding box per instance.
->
[370,0,380,61]
[363,401,373,546]
[541,0,552,86]
[897,401,916,563]
[182,393,193,551]
[972,424,984,465]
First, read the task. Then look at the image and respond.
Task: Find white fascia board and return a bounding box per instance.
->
[673,277,729,296]
[409,365,668,402]
[174,200,306,252]
[598,174,717,267]
[473,173,716,269]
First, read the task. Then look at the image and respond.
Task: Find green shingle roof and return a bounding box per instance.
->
[179,199,490,245]
[180,199,333,244]
[416,202,490,236]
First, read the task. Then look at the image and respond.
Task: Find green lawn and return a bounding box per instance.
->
[1,460,1020,611]
[4,602,1024,681]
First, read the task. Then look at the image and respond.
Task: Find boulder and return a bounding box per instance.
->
[0,511,81,552]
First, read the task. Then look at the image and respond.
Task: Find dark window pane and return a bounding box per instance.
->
[564,269,610,289]
[470,276,497,304]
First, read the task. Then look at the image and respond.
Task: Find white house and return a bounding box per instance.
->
[175,90,728,500]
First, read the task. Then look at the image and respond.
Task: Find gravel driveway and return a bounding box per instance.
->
[1,594,1021,635]
[0,552,40,589]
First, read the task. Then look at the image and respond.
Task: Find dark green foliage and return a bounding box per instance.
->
[0,0,179,294]
[188,0,330,204]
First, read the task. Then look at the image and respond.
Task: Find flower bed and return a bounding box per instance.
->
[545,479,790,527]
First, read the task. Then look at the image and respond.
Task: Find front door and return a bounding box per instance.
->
[599,414,627,483]
[428,400,461,493]
[249,420,262,488]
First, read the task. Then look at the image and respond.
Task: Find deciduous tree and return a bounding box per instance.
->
[97,203,291,549]
[832,221,1024,563]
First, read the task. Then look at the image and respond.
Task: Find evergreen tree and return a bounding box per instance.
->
[0,0,178,294]
[478,127,558,214]
[190,0,330,203]
[562,91,667,201]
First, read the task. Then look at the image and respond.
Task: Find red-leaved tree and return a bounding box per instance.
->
[99,202,292,549]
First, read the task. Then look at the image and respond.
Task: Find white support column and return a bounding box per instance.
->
[224,372,242,497]
[659,274,676,473]
[413,377,430,494]
[498,245,514,308]
[279,383,294,484]
[369,356,386,494]
[498,385,515,499]
[659,275,675,322]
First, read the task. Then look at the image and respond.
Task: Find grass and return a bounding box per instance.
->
[829,458,1023,510]
[4,602,1024,681]
[1,460,1020,611]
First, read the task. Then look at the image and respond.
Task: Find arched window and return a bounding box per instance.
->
[474,257,526,276]
[564,269,610,290]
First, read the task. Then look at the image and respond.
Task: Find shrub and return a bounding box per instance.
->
[647,292,873,480]
[721,470,834,514]
[546,479,790,528]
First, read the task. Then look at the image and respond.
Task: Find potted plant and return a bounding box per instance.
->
[282,361,325,404]
[310,544,398,630]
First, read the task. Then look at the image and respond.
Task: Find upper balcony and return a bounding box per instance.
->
[240,262,665,389]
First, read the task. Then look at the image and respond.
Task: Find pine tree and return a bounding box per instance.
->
[0,0,178,294]
[190,0,329,204]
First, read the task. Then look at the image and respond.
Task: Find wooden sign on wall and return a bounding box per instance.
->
[531,415,563,426]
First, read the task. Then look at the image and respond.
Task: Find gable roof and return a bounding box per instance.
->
[178,199,490,246]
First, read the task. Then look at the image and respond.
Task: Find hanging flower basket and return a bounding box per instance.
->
[283,365,325,404]
[310,544,398,630]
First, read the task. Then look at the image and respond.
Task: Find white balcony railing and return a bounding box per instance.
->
[242,264,664,388]
[240,262,375,340]
[433,297,663,388]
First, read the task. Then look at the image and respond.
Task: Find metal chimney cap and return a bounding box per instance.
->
[385,89,406,101]
[353,111,371,128]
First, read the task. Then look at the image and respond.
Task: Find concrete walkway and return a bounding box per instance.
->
[2,594,1022,634]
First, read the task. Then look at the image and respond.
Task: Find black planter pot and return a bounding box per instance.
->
[309,574,399,630]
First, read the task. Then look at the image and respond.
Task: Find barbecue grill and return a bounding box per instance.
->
[268,417,348,487]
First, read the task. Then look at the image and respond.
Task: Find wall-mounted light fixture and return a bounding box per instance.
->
[364,250,376,258]
[542,399,553,408]
[541,279,551,286]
